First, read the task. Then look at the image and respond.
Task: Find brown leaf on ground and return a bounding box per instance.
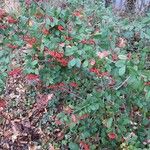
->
[56,131,64,141]
[28,142,41,150]
[36,93,54,110]
[117,37,127,48]
[11,121,20,142]
[49,143,55,150]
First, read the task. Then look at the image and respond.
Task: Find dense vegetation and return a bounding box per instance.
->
[0,0,150,149]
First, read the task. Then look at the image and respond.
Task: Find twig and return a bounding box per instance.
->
[115,76,131,90]
[33,0,46,12]
[60,87,84,100]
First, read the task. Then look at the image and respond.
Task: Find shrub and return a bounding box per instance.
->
[0,0,150,149]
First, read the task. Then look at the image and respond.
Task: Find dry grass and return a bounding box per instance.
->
[2,0,67,15]
[2,0,21,15]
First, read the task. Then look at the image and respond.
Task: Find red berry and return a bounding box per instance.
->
[108,132,116,140]
[57,25,64,31]
[7,16,17,24]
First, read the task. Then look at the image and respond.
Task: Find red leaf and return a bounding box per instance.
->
[42,28,49,35]
[73,11,82,17]
[57,25,64,31]
[71,114,78,123]
[7,44,18,49]
[63,106,73,114]
[24,35,37,46]
[144,82,150,86]
[49,16,54,22]
[108,132,116,140]
[88,39,95,45]
[81,39,87,44]
[127,52,132,60]
[79,114,89,120]
[97,51,109,59]
[0,99,6,109]
[0,25,8,29]
[89,68,100,74]
[111,53,118,61]
[98,71,110,77]
[89,59,96,66]
[59,42,65,47]
[0,9,7,19]
[81,39,95,45]
[80,141,90,150]
[55,118,63,125]
[69,82,78,88]
[48,82,65,90]
[7,16,17,24]
[26,74,39,81]
[57,58,68,66]
[49,51,64,59]
[8,68,22,77]
[65,36,73,41]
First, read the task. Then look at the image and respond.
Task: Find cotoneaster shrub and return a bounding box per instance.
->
[0,0,150,149]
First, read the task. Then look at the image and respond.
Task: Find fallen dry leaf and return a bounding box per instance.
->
[56,131,64,141]
[49,143,55,150]
[11,121,20,142]
[28,142,41,150]
[36,93,54,110]
[117,37,127,48]
[0,99,6,109]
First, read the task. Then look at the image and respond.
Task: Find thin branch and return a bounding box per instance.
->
[115,76,131,90]
[60,87,84,100]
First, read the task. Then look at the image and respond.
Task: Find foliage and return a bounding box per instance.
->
[0,0,150,149]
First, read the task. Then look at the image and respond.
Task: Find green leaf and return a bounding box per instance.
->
[81,131,91,139]
[20,16,28,24]
[142,17,150,24]
[115,60,126,68]
[93,33,101,39]
[106,118,113,128]
[31,60,38,66]
[69,142,79,150]
[118,55,127,60]
[65,46,77,56]
[146,91,150,101]
[45,18,51,26]
[68,58,76,68]
[82,60,89,68]
[119,66,126,76]
[89,104,99,111]
[75,58,81,68]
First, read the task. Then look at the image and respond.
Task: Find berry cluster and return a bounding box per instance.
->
[26,74,40,81]
[7,16,17,24]
[8,68,22,77]
[48,51,69,66]
[89,68,111,78]
[81,39,95,45]
[144,81,150,86]
[7,44,18,49]
[24,35,37,46]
